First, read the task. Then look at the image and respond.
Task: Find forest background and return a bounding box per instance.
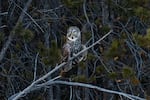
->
[0,0,150,100]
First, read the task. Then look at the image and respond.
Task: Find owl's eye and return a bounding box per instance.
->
[68,34,72,37]
[72,36,74,39]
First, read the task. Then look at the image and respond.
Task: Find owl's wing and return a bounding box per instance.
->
[62,43,73,72]
[62,43,71,62]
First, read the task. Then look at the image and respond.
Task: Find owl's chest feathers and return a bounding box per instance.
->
[69,40,81,55]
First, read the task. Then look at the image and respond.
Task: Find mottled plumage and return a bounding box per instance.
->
[62,26,87,72]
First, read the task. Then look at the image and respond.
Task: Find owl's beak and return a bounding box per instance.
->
[67,37,77,41]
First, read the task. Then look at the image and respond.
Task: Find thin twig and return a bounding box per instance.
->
[33,53,39,81]
[72,30,113,60]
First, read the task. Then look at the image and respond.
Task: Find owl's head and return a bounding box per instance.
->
[67,26,81,42]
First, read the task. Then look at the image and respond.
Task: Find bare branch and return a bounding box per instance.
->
[38,81,145,100]
[72,30,113,60]
[10,30,113,100]
[11,63,65,100]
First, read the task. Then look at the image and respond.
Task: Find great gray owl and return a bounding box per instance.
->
[62,26,87,72]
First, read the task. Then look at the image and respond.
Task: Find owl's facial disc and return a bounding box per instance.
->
[67,31,78,41]
[67,26,81,42]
